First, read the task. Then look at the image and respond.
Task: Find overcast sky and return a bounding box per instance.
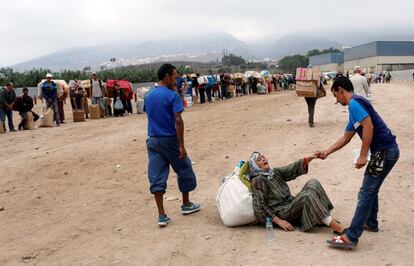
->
[1,0,413,66]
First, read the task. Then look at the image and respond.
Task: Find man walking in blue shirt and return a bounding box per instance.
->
[315,76,399,249]
[145,64,200,227]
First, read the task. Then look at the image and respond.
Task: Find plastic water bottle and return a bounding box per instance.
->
[265,217,275,242]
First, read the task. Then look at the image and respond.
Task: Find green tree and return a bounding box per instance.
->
[278,54,309,73]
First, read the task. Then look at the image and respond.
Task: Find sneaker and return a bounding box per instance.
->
[181,202,201,215]
[158,215,171,227]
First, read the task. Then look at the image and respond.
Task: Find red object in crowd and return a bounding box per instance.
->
[106,79,134,99]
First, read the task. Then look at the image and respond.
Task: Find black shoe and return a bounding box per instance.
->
[309,122,315,128]
[364,225,379,232]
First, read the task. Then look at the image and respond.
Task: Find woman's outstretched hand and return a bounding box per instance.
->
[305,155,317,163]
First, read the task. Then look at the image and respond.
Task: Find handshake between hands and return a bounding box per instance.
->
[305,151,328,163]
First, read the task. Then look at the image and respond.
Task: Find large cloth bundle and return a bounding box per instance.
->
[106,80,133,99]
[257,84,267,94]
[23,112,35,130]
[137,87,150,99]
[89,104,100,119]
[39,108,54,127]
[215,173,256,227]
[137,99,145,114]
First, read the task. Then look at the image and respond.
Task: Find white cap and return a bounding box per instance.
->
[46,73,53,78]
[92,72,97,75]
[354,65,360,71]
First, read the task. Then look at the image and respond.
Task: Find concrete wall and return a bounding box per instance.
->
[389,69,414,81]
[345,56,414,73]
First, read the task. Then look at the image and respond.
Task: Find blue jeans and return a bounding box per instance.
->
[46,99,60,125]
[146,136,197,194]
[0,108,14,131]
[346,145,400,243]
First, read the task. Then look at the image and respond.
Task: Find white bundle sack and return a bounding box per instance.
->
[215,173,256,227]
[39,108,54,127]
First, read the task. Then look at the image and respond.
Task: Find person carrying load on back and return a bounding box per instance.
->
[90,72,105,116]
[41,73,60,127]
[249,151,344,235]
[16,87,39,130]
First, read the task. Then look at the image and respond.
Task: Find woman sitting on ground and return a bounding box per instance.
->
[249,151,343,234]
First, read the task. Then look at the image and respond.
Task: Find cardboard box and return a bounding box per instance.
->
[73,110,85,122]
[89,104,100,119]
[295,81,318,97]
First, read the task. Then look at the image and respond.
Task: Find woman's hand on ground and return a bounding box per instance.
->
[273,217,295,231]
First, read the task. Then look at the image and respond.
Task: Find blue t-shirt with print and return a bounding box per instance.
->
[345,95,396,152]
[144,86,183,137]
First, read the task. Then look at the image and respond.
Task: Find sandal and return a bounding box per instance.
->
[327,235,357,250]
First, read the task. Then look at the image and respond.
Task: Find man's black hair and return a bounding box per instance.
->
[22,87,28,92]
[331,76,354,92]
[157,64,176,81]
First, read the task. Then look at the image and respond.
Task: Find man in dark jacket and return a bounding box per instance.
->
[16,87,39,130]
[41,73,60,126]
[0,82,16,132]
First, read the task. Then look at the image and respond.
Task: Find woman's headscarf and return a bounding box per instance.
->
[248,151,274,180]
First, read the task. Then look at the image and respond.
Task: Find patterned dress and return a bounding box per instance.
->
[251,159,334,231]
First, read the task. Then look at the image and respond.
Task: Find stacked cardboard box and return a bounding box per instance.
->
[295,68,321,97]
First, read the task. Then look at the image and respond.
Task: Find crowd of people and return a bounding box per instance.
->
[0,70,296,132]
[0,66,381,133]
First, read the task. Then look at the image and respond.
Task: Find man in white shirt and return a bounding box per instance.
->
[90,72,103,105]
[350,66,369,98]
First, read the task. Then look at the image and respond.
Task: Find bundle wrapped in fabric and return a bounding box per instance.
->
[137,87,150,99]
[23,112,35,130]
[137,99,145,114]
[216,172,257,227]
[39,108,54,127]
[89,104,100,119]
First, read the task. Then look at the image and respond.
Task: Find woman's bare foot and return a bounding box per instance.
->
[329,219,344,233]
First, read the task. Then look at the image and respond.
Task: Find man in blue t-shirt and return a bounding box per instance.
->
[315,76,399,249]
[144,64,200,227]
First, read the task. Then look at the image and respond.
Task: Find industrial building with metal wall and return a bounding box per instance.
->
[309,52,344,72]
[309,41,414,74]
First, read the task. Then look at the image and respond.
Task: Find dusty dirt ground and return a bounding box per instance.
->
[1,82,413,266]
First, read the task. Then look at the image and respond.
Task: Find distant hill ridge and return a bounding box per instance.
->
[13,32,414,71]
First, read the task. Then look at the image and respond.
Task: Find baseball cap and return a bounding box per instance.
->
[46,73,53,78]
